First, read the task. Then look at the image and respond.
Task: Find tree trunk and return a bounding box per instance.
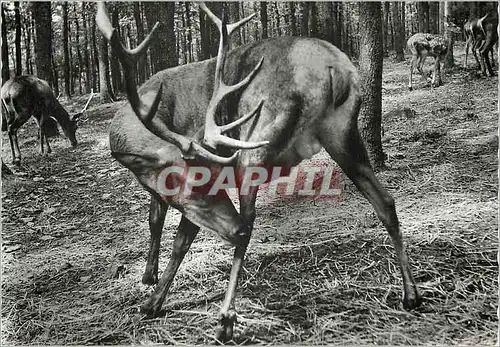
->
[393,2,404,61]
[358,2,384,169]
[91,9,99,91]
[24,13,32,75]
[133,2,146,83]
[98,32,115,102]
[439,2,445,34]
[273,2,281,37]
[51,53,59,96]
[309,2,318,38]
[260,2,268,39]
[429,2,439,34]
[289,2,297,36]
[1,4,9,85]
[417,2,429,33]
[444,1,454,68]
[401,2,406,41]
[333,2,341,48]
[229,2,241,46]
[14,2,22,75]
[383,2,389,57]
[74,3,82,94]
[62,2,71,97]
[33,2,52,86]
[158,2,177,69]
[110,3,122,94]
[300,2,309,36]
[82,3,91,93]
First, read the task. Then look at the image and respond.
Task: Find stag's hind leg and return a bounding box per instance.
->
[140,215,199,317]
[318,101,420,310]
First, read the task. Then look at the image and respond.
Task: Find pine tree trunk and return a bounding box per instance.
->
[24,13,32,75]
[133,2,146,83]
[229,2,241,46]
[401,2,406,40]
[443,1,454,68]
[91,10,99,91]
[299,2,309,36]
[74,3,82,94]
[110,3,122,94]
[33,2,52,86]
[98,33,115,102]
[82,3,91,93]
[383,2,389,57]
[14,2,22,75]
[309,2,318,38]
[260,2,268,39]
[358,2,384,169]
[289,2,297,36]
[1,4,10,85]
[62,2,71,97]
[393,2,405,61]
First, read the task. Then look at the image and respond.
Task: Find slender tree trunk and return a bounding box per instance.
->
[33,2,52,86]
[82,3,91,93]
[158,2,177,69]
[1,4,10,85]
[300,2,309,36]
[358,2,384,169]
[110,3,122,94]
[439,2,445,34]
[98,32,115,102]
[401,2,406,41]
[444,1,454,68]
[229,2,241,46]
[14,2,22,75]
[289,2,297,36]
[133,2,146,83]
[383,2,389,57]
[24,15,32,75]
[91,10,99,91]
[273,2,281,37]
[393,2,404,62]
[309,2,318,38]
[51,53,59,96]
[62,2,71,97]
[74,3,82,94]
[260,2,268,39]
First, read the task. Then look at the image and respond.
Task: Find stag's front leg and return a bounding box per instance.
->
[215,190,257,343]
[8,127,21,165]
[142,196,168,285]
[44,133,52,153]
[39,125,45,154]
[408,54,418,90]
[140,215,199,316]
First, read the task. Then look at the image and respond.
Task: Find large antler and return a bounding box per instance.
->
[96,2,267,164]
[198,3,268,150]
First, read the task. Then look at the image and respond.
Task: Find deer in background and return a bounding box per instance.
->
[1,75,94,165]
[464,13,497,74]
[97,2,420,342]
[407,33,448,91]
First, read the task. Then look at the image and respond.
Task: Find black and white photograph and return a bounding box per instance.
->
[1,1,497,345]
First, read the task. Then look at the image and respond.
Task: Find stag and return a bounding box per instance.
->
[464,13,497,73]
[97,3,420,342]
[1,75,94,165]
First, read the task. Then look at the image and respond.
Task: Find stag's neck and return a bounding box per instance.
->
[46,99,72,127]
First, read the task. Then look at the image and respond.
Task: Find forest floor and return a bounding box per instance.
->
[1,42,498,345]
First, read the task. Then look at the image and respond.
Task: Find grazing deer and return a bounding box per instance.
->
[1,75,94,165]
[407,33,448,90]
[97,3,420,342]
[464,14,497,72]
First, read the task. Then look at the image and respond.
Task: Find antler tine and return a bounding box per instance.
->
[199,2,269,150]
[80,91,95,114]
[96,2,161,123]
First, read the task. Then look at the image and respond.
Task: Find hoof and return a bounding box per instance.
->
[408,86,413,91]
[403,291,422,310]
[142,272,158,286]
[215,311,237,344]
[140,297,165,317]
